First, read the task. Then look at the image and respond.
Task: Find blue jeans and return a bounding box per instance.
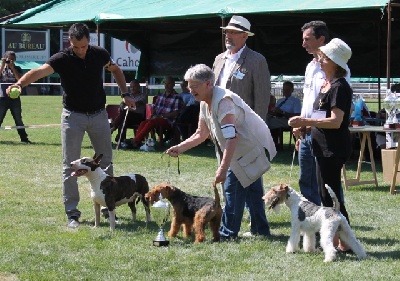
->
[219,169,270,239]
[298,133,320,205]
[61,108,113,219]
[0,97,28,141]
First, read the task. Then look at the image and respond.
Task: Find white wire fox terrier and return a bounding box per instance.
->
[262,184,367,262]
[140,138,156,152]
[70,154,152,230]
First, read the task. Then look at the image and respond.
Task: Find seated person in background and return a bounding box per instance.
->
[268,94,276,113]
[179,81,194,106]
[267,81,302,145]
[176,81,200,141]
[125,76,184,148]
[111,79,147,143]
[350,95,370,120]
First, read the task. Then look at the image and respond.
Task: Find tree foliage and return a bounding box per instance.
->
[0,0,53,18]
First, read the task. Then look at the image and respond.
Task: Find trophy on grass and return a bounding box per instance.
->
[151,194,170,246]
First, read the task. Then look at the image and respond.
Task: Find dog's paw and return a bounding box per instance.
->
[286,248,296,253]
[286,244,298,253]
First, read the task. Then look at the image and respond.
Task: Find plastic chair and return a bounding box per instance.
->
[105,104,120,127]
[106,104,142,141]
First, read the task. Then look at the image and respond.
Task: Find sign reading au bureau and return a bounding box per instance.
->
[1,29,50,61]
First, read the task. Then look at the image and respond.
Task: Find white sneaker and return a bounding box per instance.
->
[67,218,79,228]
[139,144,148,151]
[241,232,254,237]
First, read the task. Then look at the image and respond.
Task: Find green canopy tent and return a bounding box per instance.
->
[2,0,399,88]
[14,61,42,71]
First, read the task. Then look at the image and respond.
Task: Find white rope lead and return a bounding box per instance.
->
[0,124,60,130]
[116,106,130,151]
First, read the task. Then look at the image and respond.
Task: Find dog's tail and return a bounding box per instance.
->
[325,184,340,212]
[213,184,221,207]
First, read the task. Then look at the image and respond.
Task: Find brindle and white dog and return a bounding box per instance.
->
[263,184,367,262]
[70,154,152,230]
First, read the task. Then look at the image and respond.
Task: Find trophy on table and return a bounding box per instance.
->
[151,194,170,247]
[383,89,399,129]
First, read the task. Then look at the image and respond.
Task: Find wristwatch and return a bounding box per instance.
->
[120,92,130,98]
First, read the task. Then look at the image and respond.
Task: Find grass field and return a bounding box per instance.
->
[0,96,399,281]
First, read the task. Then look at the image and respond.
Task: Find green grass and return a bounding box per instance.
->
[0,96,399,281]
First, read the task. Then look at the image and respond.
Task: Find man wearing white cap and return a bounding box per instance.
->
[213,15,271,122]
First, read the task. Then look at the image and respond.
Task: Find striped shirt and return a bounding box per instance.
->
[154,90,183,122]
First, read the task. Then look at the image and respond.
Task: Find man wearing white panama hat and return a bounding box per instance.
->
[212,15,272,238]
[213,15,271,122]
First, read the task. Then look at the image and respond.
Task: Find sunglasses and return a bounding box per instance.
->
[223,30,245,35]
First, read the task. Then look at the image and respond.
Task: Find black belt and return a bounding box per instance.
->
[65,107,104,115]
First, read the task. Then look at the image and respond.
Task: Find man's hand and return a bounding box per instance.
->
[6,84,21,96]
[122,97,136,110]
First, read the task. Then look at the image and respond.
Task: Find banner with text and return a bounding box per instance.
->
[111,38,140,71]
[1,28,50,61]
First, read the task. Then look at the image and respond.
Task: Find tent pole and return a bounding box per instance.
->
[386,1,392,90]
[378,21,382,111]
[221,18,225,52]
[96,23,100,46]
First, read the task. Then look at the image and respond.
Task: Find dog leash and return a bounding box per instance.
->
[161,153,180,183]
[288,141,298,185]
[116,106,130,151]
[104,106,134,173]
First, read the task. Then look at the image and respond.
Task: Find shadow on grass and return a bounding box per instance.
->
[352,225,375,232]
[365,250,400,260]
[362,236,400,248]
[78,217,153,232]
[0,140,60,147]
[347,184,392,193]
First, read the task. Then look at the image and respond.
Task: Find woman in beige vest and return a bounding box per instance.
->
[165,64,276,240]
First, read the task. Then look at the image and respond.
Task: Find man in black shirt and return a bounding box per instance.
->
[7,23,135,228]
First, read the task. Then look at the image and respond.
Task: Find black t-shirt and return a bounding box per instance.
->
[311,77,352,158]
[47,45,111,112]
[0,65,23,97]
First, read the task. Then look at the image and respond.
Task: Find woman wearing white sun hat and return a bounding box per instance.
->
[289,38,353,252]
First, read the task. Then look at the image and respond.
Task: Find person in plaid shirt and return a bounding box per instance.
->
[125,76,184,148]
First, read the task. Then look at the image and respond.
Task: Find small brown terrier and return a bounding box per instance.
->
[145,182,222,243]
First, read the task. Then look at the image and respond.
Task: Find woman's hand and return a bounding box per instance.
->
[288,116,307,128]
[291,127,303,139]
[165,145,181,157]
[213,166,227,187]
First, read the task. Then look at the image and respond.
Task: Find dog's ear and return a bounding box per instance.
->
[282,184,289,192]
[165,184,175,196]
